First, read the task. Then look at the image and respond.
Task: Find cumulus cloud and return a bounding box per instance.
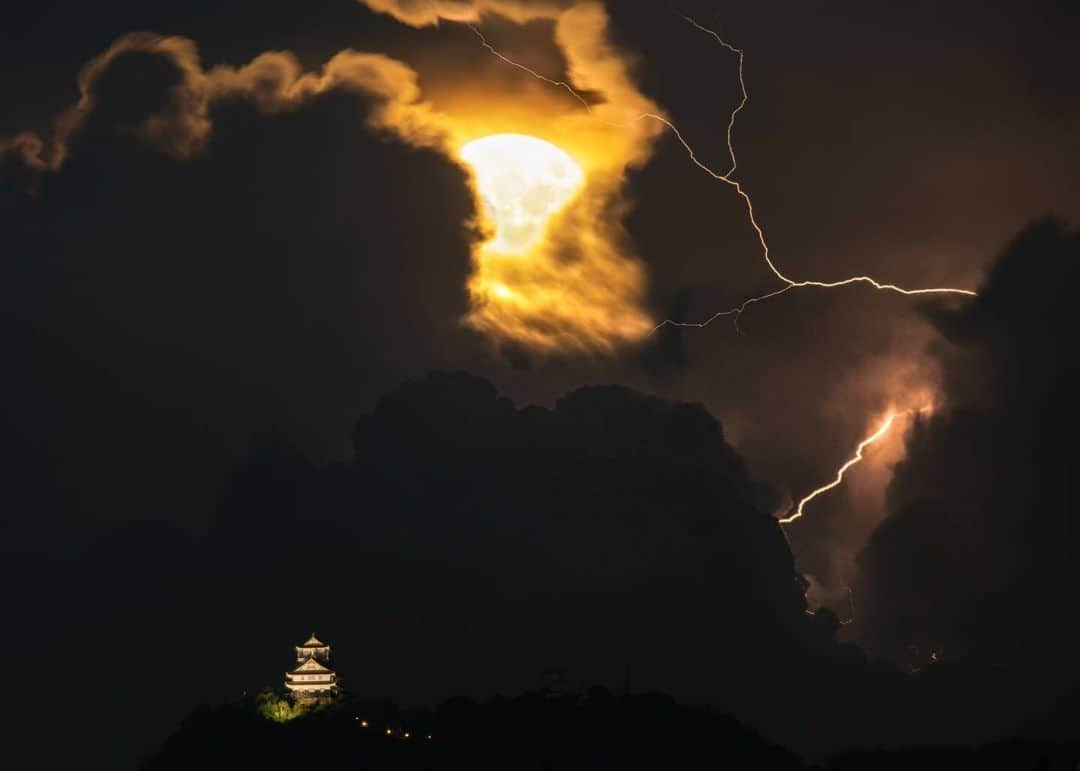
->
[0,132,49,194]
[855,218,1080,675]
[2,31,446,174]
[13,372,852,759]
[0,132,47,170]
[4,1,668,354]
[358,0,570,26]
[362,0,665,353]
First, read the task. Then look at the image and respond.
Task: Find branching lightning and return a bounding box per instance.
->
[651,15,976,332]
[462,9,965,625]
[680,15,746,179]
[463,14,976,335]
[467,25,592,112]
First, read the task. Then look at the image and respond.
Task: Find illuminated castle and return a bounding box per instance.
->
[284,633,338,701]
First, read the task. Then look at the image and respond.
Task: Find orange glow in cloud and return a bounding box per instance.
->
[455,130,653,353]
[446,8,976,349]
[3,1,665,355]
[356,1,665,354]
[3,1,978,355]
[422,4,665,354]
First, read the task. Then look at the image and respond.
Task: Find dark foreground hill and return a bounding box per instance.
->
[141,689,1077,771]
[141,689,800,771]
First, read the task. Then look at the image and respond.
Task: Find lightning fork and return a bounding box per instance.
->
[467,25,592,111]
[679,14,746,178]
[463,13,975,334]
[650,15,975,333]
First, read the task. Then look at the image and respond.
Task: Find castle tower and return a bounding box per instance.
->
[284,633,338,700]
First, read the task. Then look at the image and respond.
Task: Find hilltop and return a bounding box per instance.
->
[141,688,1076,771]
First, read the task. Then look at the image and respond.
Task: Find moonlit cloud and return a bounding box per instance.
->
[358,0,569,27]
[362,0,665,353]
[5,31,446,171]
[4,1,667,355]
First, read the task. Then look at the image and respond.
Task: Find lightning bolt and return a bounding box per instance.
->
[650,15,976,333]
[681,16,746,179]
[778,404,935,525]
[467,25,592,112]
[463,14,976,334]
[778,411,898,525]
[467,17,958,619]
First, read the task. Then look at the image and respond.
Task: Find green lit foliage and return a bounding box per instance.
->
[256,687,308,723]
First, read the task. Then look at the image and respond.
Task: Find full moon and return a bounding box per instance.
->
[460,133,585,255]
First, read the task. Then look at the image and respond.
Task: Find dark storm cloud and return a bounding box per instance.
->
[0,132,46,173]
[4,1,1076,532]
[603,0,1080,610]
[2,1,1080,768]
[1,373,847,767]
[0,78,480,526]
[0,29,443,183]
[10,373,1061,770]
[856,218,1079,678]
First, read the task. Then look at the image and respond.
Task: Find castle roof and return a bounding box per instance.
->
[297,633,327,648]
[290,656,332,674]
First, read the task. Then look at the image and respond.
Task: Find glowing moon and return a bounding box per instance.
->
[460,133,585,254]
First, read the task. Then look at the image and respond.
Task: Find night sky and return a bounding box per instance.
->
[2,1,1078,768]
